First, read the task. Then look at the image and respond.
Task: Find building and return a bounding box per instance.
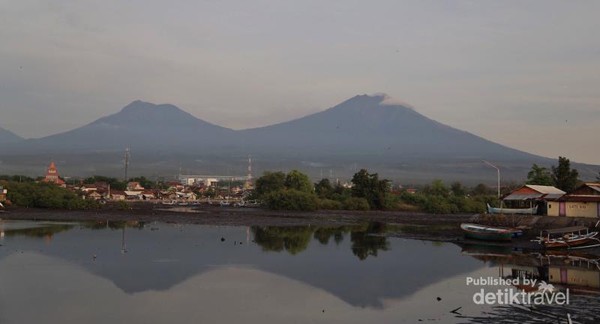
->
[85,191,103,201]
[42,162,66,186]
[109,190,126,201]
[501,185,565,215]
[127,182,145,191]
[547,183,600,218]
[0,186,7,202]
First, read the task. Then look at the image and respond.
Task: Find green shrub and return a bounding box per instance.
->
[317,198,342,210]
[264,189,318,211]
[5,181,99,210]
[343,197,370,211]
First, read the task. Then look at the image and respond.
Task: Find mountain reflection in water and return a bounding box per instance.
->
[1,220,598,323]
[0,220,480,309]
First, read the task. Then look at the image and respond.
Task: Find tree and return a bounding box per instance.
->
[284,170,313,193]
[254,171,286,197]
[450,182,466,196]
[551,156,579,192]
[423,180,449,197]
[263,189,318,211]
[351,169,390,209]
[471,183,492,196]
[526,164,553,185]
[314,178,334,198]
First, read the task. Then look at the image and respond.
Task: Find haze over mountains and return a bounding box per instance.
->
[0,94,597,183]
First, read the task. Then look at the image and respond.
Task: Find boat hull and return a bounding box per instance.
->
[534,231,600,249]
[487,204,537,215]
[544,237,599,249]
[461,223,513,242]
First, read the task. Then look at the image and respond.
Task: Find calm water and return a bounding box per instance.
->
[0,220,598,323]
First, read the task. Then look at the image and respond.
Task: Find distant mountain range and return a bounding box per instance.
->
[0,94,597,182]
[0,126,22,144]
[8,100,236,153]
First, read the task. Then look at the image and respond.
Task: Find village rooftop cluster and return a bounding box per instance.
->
[38,162,256,205]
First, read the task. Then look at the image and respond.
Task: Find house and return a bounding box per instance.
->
[127,182,145,191]
[501,185,565,215]
[124,191,143,200]
[110,190,126,201]
[176,191,198,201]
[0,186,7,202]
[85,191,103,201]
[141,191,156,200]
[547,183,600,218]
[80,184,98,193]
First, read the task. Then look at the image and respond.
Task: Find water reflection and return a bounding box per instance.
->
[81,220,144,230]
[252,226,314,255]
[251,222,389,260]
[459,243,600,323]
[0,220,482,310]
[2,220,598,323]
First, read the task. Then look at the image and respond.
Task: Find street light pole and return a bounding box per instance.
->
[482,160,501,199]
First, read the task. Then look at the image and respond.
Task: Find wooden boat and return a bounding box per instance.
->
[487,203,537,215]
[461,223,513,241]
[532,226,600,249]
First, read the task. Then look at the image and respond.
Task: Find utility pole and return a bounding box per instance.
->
[124,148,130,182]
[483,160,501,199]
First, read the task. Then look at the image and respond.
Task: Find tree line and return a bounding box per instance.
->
[253,156,597,213]
[526,156,583,192]
[253,169,497,213]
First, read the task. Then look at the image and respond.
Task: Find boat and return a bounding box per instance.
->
[532,226,600,249]
[461,223,513,241]
[487,203,538,215]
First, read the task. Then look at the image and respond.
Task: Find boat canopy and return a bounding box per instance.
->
[543,226,588,234]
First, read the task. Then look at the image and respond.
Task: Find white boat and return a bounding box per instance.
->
[461,223,513,241]
[487,203,538,215]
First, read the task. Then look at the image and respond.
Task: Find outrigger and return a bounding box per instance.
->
[532,226,600,250]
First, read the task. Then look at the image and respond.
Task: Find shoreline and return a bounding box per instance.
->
[0,204,473,227]
[3,205,599,251]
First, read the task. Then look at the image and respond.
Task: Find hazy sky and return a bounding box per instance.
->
[1,1,599,164]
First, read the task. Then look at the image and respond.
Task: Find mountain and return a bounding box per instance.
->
[0,126,23,144]
[2,95,594,182]
[240,94,541,161]
[15,100,236,153]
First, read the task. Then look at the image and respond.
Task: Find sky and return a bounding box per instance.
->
[1,0,599,164]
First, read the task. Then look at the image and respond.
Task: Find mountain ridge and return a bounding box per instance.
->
[0,126,23,144]
[1,94,593,182]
